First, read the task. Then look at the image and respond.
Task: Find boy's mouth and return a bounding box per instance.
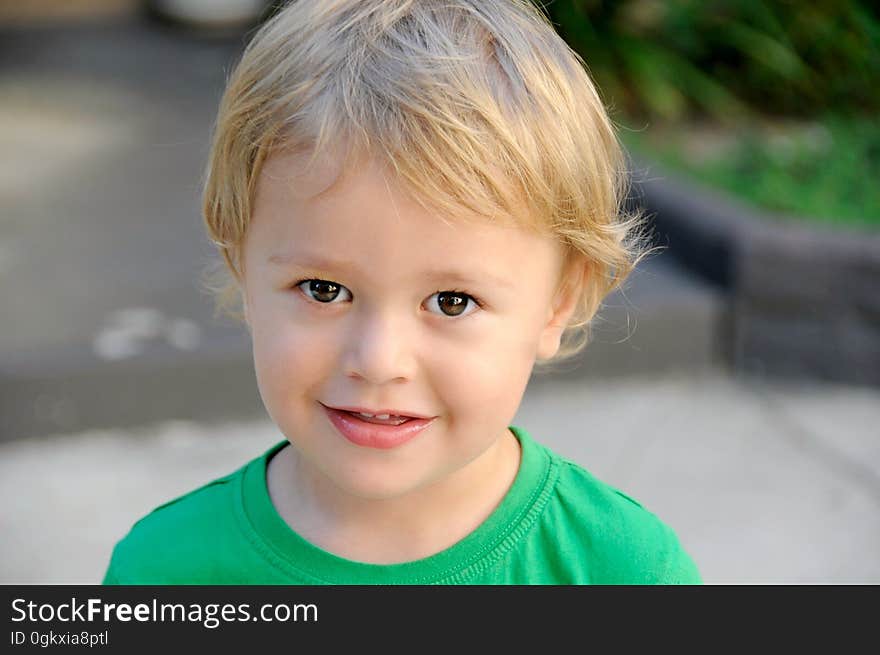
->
[341,411,411,426]
[322,403,433,424]
[321,404,437,450]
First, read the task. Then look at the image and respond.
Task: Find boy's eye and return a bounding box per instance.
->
[296,279,352,304]
[425,291,480,318]
[294,279,481,318]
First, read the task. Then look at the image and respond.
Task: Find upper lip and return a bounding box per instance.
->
[321,403,434,420]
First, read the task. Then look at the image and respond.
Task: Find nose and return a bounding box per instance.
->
[342,308,416,384]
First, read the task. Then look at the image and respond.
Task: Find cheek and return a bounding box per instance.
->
[481,311,547,368]
[434,320,536,419]
[250,317,334,408]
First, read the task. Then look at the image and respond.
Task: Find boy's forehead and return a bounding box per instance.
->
[249,150,570,290]
[257,148,349,202]
[255,148,532,232]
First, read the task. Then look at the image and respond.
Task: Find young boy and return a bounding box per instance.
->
[103,0,700,584]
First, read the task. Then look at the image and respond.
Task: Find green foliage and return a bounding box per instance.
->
[538,0,880,121]
[623,117,880,228]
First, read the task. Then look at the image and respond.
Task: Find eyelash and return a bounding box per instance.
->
[291,278,485,313]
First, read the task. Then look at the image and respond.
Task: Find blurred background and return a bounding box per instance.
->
[549,0,880,232]
[1,0,878,584]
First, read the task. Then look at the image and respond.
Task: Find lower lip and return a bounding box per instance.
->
[322,405,435,450]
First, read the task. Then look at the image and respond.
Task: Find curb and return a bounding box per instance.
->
[0,336,264,444]
[632,160,880,387]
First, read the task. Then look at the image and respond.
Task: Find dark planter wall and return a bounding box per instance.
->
[631,162,880,387]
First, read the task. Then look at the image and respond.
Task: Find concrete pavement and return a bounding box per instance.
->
[2,367,879,584]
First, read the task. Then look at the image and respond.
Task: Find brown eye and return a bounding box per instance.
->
[297,279,351,304]
[427,291,478,318]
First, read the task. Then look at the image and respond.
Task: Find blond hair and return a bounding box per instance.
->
[201,0,651,373]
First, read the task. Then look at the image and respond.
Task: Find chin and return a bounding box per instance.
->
[319,456,444,501]
[341,470,431,501]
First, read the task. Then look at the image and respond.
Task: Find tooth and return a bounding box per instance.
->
[357,412,374,418]
[375,414,390,419]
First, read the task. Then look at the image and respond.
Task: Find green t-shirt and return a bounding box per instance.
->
[103,425,701,584]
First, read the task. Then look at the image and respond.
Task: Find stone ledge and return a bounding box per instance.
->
[632,160,880,387]
[0,336,265,444]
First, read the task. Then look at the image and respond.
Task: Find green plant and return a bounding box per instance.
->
[623,117,880,228]
[539,0,880,122]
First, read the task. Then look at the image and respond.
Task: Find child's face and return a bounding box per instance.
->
[241,151,580,500]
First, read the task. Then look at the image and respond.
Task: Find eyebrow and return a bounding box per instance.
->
[268,252,513,289]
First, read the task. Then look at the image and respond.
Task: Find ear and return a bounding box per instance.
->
[536,258,587,361]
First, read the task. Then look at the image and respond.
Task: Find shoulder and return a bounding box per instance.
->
[542,455,701,584]
[102,460,252,585]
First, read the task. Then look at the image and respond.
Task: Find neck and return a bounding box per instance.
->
[267,429,521,564]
